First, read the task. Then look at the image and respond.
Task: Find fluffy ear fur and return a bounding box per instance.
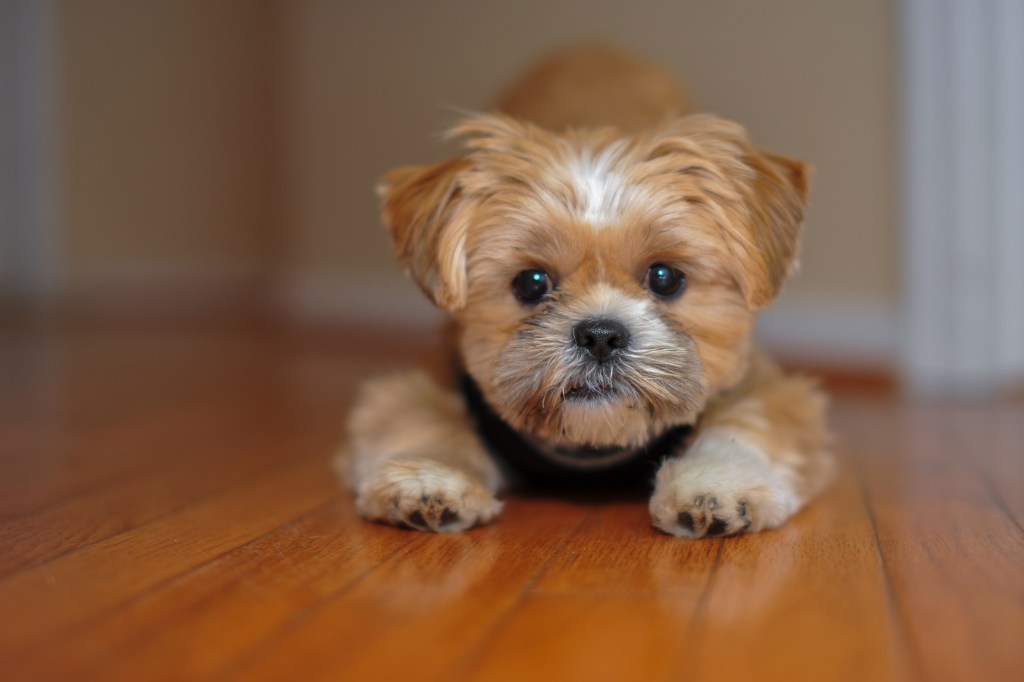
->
[649,115,810,308]
[378,157,474,311]
[741,148,810,305]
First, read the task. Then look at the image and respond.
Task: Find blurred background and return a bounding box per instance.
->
[1,0,1021,396]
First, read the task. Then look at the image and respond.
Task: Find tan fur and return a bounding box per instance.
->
[381,158,476,310]
[343,47,833,536]
[497,44,692,132]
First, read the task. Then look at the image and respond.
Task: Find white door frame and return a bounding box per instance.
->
[901,0,1024,395]
[0,0,60,303]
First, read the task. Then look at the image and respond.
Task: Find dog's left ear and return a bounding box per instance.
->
[739,147,810,307]
[651,115,810,309]
[378,156,474,311]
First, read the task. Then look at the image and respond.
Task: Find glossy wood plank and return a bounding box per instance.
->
[463,500,719,682]
[0,326,1021,682]
[0,417,310,577]
[463,594,696,682]
[0,457,336,656]
[674,460,911,682]
[841,399,1024,682]
[952,403,1024,529]
[532,497,720,596]
[9,497,419,681]
[0,331,284,516]
[221,497,592,682]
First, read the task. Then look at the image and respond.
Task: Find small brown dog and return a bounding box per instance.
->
[340,47,832,538]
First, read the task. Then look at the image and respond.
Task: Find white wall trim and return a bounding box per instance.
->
[276,272,443,327]
[1,0,62,302]
[756,299,899,368]
[59,261,267,321]
[279,272,899,369]
[901,0,1024,396]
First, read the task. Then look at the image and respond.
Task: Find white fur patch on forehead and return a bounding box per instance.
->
[565,142,635,227]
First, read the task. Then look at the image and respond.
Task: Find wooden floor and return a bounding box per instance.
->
[1,323,1021,682]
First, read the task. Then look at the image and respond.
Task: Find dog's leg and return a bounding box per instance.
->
[339,370,503,532]
[649,355,833,538]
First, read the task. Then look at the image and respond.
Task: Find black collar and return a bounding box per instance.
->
[459,373,696,485]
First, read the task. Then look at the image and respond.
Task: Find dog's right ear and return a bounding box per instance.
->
[378,157,474,311]
[648,115,810,309]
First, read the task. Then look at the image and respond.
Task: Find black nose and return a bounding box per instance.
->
[572,318,631,361]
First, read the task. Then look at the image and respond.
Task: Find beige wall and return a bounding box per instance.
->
[57,0,280,298]
[48,0,897,321]
[281,0,898,312]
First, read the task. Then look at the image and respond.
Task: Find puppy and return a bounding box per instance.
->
[341,47,833,538]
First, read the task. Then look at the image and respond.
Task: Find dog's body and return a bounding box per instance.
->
[341,47,833,538]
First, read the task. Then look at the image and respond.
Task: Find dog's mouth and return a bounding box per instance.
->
[563,383,618,402]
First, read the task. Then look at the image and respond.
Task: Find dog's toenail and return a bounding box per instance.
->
[440,508,459,526]
[408,510,428,528]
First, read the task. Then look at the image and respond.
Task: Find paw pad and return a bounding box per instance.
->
[668,497,751,539]
[401,504,462,532]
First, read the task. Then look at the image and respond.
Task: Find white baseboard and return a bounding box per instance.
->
[275,272,442,327]
[755,299,899,368]
[279,272,899,368]
[57,262,269,321]
[900,0,1024,396]
[1,0,61,300]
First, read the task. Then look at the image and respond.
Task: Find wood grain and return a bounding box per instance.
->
[842,400,1024,682]
[675,461,910,682]
[223,497,592,682]
[0,325,1021,682]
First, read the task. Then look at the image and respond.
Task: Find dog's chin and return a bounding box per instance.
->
[488,361,708,448]
[556,392,652,447]
[562,382,617,402]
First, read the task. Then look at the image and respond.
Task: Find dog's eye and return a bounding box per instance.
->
[646,263,686,298]
[512,269,551,304]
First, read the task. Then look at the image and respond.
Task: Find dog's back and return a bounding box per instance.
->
[495,45,692,132]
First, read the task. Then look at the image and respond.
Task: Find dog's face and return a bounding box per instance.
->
[381,114,808,448]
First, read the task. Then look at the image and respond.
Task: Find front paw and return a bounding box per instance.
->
[657,493,753,538]
[649,430,800,539]
[356,459,502,532]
